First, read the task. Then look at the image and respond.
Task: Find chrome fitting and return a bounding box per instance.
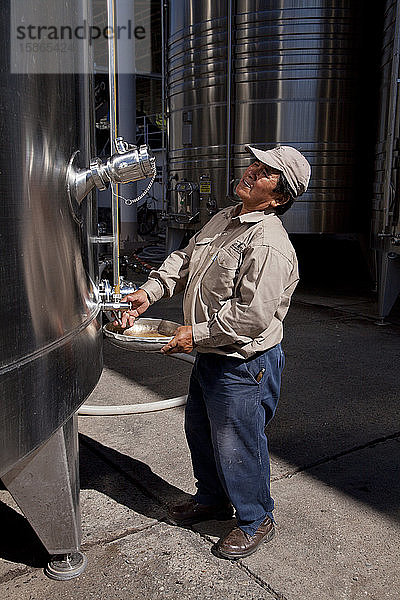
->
[67,138,156,204]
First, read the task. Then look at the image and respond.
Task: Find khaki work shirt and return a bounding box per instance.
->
[141,205,299,359]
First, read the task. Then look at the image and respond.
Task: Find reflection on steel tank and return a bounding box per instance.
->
[0,0,101,578]
[167,0,375,233]
[371,0,400,318]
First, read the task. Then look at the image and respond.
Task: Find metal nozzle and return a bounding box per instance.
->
[67,138,156,204]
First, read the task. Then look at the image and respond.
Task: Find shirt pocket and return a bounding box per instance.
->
[202,247,241,299]
[190,237,214,266]
[216,248,240,270]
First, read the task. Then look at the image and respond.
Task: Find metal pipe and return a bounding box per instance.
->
[107,0,120,293]
[100,301,132,311]
[161,0,167,214]
[225,0,233,199]
[116,0,138,246]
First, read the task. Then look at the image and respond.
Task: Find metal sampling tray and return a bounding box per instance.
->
[103,318,181,352]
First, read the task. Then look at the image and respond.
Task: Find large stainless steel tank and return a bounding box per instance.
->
[372,0,400,318]
[167,0,371,234]
[0,0,102,577]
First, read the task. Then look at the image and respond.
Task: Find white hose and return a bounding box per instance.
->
[78,395,187,415]
[78,353,195,416]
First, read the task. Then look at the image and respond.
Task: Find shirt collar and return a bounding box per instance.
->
[229,204,276,224]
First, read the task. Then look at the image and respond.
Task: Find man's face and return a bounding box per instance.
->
[236,161,282,212]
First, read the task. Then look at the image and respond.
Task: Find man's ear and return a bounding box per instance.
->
[273,196,289,208]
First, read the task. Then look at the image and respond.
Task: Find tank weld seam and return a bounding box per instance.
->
[0,305,101,377]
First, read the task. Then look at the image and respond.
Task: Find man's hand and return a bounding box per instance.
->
[117,289,150,328]
[161,325,193,355]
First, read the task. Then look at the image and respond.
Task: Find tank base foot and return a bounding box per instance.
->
[374,318,390,326]
[45,552,88,581]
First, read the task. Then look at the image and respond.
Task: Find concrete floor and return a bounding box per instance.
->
[0,268,399,599]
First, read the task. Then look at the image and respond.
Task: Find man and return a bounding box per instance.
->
[120,145,311,559]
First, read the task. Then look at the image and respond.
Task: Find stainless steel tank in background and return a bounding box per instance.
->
[166,0,375,237]
[0,0,102,578]
[372,0,400,319]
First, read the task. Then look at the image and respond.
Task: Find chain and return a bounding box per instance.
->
[110,172,157,206]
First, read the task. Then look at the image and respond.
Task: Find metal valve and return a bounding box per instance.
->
[98,278,138,325]
[67,138,156,204]
[378,232,400,245]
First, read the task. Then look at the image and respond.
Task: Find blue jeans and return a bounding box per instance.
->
[184,344,285,535]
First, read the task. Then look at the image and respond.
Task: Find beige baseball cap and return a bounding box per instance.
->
[245,145,311,198]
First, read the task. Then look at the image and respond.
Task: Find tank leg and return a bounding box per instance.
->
[1,415,87,579]
[378,251,400,320]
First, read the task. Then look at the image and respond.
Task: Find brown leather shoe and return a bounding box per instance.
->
[169,498,234,526]
[215,516,275,559]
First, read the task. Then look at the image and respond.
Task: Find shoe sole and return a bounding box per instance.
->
[214,526,275,560]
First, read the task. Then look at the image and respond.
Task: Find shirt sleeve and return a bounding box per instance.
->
[139,234,197,304]
[192,245,298,347]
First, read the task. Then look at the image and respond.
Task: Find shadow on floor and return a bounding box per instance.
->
[79,432,186,512]
[79,434,236,538]
[0,501,48,568]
